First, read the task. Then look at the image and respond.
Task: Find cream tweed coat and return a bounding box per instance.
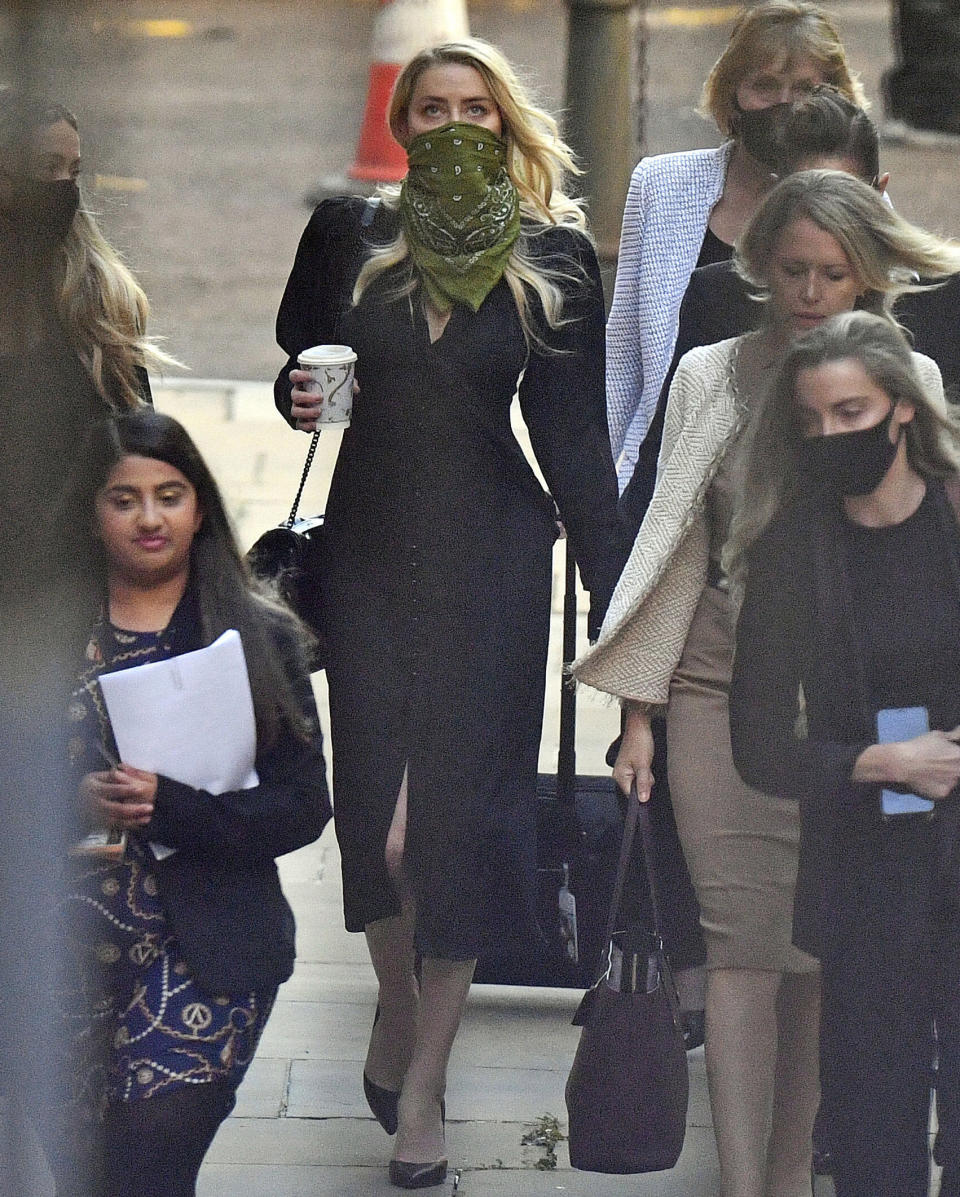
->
[574,337,946,706]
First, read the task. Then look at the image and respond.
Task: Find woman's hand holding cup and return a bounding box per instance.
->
[291,344,357,433]
[290,368,323,432]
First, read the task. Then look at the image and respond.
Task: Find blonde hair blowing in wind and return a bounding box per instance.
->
[60,206,178,410]
[354,38,590,344]
[0,90,176,411]
[724,312,960,593]
[736,169,960,321]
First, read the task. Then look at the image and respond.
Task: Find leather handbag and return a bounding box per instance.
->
[246,430,326,670]
[565,786,689,1173]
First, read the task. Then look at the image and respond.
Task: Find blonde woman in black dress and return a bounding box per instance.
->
[274,38,621,1188]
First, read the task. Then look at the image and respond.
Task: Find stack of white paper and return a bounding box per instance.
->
[98,629,259,857]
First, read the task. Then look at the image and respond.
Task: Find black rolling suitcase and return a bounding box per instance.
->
[474,542,624,987]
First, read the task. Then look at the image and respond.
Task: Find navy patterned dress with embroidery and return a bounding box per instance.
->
[58,597,330,1118]
[274,198,622,960]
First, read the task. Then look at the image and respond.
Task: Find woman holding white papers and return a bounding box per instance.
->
[50,409,330,1197]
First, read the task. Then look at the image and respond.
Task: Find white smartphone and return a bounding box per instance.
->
[876,706,935,816]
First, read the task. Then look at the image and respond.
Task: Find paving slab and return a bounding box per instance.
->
[199,1123,722,1197]
[231,1056,291,1119]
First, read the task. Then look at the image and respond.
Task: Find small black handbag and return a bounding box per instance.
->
[565,787,689,1173]
[246,429,326,670]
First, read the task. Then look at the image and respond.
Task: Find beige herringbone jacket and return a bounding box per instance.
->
[573,337,945,706]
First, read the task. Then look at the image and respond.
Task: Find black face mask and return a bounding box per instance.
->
[9,177,80,245]
[732,101,794,173]
[798,408,901,498]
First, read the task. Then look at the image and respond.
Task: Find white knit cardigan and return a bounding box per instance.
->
[606,142,735,491]
[576,337,946,705]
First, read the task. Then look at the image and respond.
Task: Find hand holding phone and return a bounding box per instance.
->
[876,699,943,813]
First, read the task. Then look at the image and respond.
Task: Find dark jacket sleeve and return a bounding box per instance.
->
[517,227,625,633]
[895,275,960,403]
[273,196,368,426]
[143,625,331,860]
[729,517,870,808]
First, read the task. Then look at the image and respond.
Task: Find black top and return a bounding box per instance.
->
[730,481,960,955]
[840,488,960,728]
[695,225,734,269]
[0,224,153,673]
[274,197,622,616]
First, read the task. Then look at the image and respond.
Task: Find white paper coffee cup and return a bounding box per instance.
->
[297,344,357,426]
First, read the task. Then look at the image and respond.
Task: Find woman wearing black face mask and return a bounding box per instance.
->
[607,1,867,490]
[0,94,176,1186]
[0,89,172,632]
[575,170,960,1196]
[728,311,960,1197]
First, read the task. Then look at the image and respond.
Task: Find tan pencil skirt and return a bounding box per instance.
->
[666,585,818,973]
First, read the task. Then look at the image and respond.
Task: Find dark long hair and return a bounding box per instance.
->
[78,409,312,747]
[774,85,879,181]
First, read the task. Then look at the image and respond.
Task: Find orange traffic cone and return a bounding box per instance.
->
[348,0,469,182]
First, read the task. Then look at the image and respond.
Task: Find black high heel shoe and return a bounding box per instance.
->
[388,1158,448,1189]
[364,1004,400,1134]
[389,1099,446,1188]
[363,1071,400,1136]
[679,1008,705,1052]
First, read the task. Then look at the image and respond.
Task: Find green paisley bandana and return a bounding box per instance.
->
[399,122,521,314]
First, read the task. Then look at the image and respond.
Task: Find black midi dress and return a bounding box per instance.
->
[275,198,621,959]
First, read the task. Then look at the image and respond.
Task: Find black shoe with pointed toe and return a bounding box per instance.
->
[388,1159,448,1189]
[680,1009,705,1052]
[363,1071,400,1135]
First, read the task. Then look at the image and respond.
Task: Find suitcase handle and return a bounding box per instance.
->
[557,541,578,805]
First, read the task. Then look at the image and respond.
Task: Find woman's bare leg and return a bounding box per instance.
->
[393,955,476,1165]
[364,768,419,1092]
[365,767,477,1163]
[765,972,820,1197]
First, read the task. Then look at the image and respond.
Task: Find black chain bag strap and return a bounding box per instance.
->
[247,198,382,671]
[565,787,689,1173]
[246,430,327,669]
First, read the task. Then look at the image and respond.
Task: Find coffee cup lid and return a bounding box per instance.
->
[298,343,357,367]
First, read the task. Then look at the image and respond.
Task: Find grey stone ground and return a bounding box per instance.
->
[2,0,957,381]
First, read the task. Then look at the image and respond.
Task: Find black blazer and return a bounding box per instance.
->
[729,481,960,956]
[119,599,332,993]
[619,263,960,544]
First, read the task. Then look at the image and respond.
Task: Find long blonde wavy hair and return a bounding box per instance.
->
[0,90,174,409]
[353,39,591,345]
[724,312,960,591]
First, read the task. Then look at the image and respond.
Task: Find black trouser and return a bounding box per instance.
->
[821,816,960,1197]
[46,1082,237,1197]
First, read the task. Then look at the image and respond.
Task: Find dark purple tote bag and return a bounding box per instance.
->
[565,791,689,1173]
